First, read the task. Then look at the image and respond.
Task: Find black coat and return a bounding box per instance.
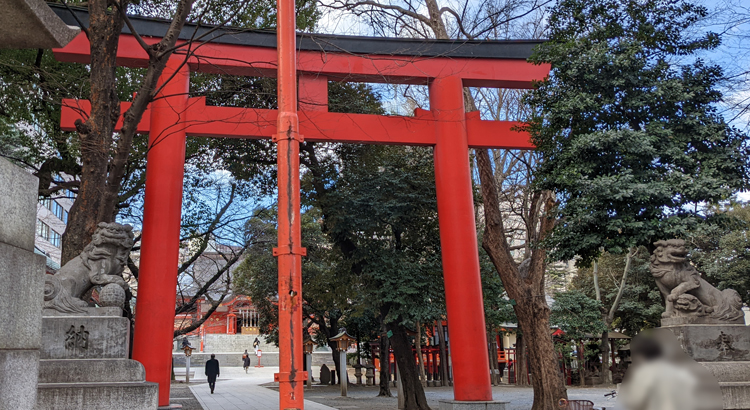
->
[205,358,220,377]
[243,355,251,367]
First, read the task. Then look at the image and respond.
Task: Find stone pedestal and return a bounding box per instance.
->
[666,323,750,362]
[35,308,158,409]
[40,312,131,359]
[664,323,750,409]
[0,157,45,410]
[438,400,507,410]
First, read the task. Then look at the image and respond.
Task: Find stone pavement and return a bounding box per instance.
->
[188,366,335,410]
[185,366,622,410]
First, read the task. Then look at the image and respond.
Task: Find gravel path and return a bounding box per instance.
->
[169,381,204,410]
[273,382,621,410]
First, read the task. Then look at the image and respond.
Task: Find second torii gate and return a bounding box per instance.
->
[52,5,548,409]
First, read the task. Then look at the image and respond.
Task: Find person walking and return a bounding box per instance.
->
[242,350,251,373]
[205,354,220,394]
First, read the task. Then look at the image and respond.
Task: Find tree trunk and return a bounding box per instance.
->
[62,0,123,264]
[328,339,339,385]
[387,322,430,410]
[522,316,564,395]
[600,331,610,384]
[416,321,426,386]
[599,248,635,384]
[593,259,611,386]
[515,332,528,386]
[379,333,392,396]
[436,320,449,386]
[593,260,601,301]
[491,333,500,384]
[578,341,585,387]
[488,330,497,385]
[476,148,568,410]
[62,0,195,264]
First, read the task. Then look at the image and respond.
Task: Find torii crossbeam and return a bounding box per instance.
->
[52,5,548,409]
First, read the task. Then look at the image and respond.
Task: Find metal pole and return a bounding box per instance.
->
[131,58,189,407]
[429,75,492,401]
[274,0,306,406]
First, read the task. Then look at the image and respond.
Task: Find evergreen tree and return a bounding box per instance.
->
[526,0,750,265]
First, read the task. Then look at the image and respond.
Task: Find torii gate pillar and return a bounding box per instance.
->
[430,76,493,401]
[131,58,189,407]
[52,7,550,405]
[273,0,307,407]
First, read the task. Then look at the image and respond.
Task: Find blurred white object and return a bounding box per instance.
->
[619,329,722,410]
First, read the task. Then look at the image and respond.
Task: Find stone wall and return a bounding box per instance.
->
[174,334,281,353]
[172,334,338,368]
[173,351,336,368]
[0,158,46,410]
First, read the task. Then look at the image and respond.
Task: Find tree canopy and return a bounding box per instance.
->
[690,201,750,304]
[570,249,663,334]
[550,290,607,340]
[526,0,750,265]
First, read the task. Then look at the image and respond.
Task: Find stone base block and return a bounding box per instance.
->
[0,242,45,350]
[41,315,130,359]
[663,324,750,362]
[0,157,39,251]
[35,381,158,410]
[39,358,146,383]
[157,404,184,409]
[699,362,750,409]
[0,349,40,410]
[439,400,507,410]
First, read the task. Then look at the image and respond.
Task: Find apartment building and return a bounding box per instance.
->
[35,190,74,271]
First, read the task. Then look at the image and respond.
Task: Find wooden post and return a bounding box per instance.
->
[340,349,348,396]
[185,355,191,384]
[306,352,313,389]
[416,321,426,387]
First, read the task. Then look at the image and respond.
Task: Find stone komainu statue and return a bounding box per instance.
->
[651,239,743,322]
[44,222,134,313]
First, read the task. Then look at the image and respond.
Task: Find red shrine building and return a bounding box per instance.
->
[174,295,262,336]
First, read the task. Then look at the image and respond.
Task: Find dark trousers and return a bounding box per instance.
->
[208,375,217,392]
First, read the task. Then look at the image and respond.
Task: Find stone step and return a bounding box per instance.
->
[38,358,145,384]
[702,361,750,383]
[35,381,158,410]
[718,382,750,410]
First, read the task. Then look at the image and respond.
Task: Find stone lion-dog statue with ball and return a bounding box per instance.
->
[43,222,134,313]
[651,239,743,323]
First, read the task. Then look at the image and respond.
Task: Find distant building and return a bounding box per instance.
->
[35,190,75,272]
[175,295,261,337]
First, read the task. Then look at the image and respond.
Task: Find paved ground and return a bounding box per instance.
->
[169,382,204,410]
[178,366,621,410]
[278,383,621,410]
[186,367,336,410]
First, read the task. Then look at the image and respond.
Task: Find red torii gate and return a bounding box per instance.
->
[52,5,548,409]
